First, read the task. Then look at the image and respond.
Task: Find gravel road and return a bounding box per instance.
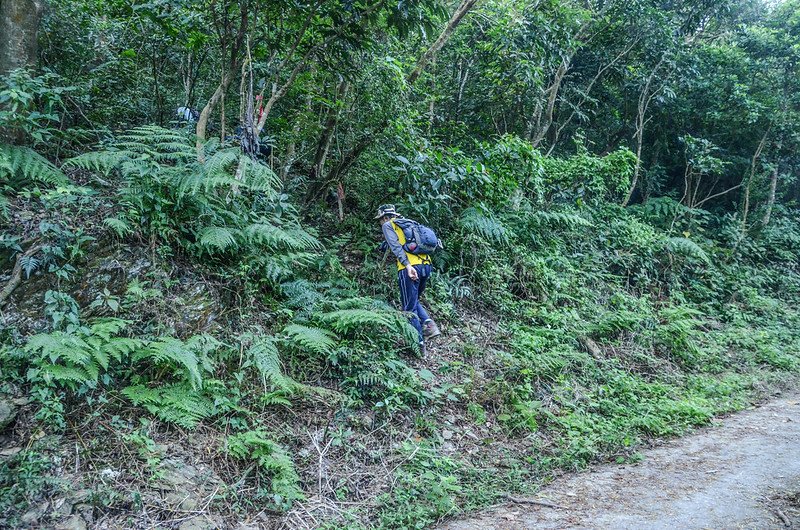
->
[439,396,800,530]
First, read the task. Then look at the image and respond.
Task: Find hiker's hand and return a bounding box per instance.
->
[406,266,419,281]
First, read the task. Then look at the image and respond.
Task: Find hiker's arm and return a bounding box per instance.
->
[382,223,410,267]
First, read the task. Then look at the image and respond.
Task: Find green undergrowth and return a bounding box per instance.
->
[1,128,799,528]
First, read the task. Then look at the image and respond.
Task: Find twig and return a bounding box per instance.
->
[774,508,791,527]
[503,495,568,510]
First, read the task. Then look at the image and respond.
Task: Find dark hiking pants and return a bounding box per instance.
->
[398,264,431,343]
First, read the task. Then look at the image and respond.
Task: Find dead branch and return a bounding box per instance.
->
[0,241,42,307]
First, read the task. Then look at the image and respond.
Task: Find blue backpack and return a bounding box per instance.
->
[393,218,442,255]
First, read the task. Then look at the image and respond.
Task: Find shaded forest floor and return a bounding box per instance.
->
[439,395,800,530]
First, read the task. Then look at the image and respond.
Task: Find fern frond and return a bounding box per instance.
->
[283,324,337,357]
[121,384,162,405]
[280,280,325,311]
[198,226,240,252]
[42,364,92,385]
[244,222,321,251]
[0,144,68,188]
[666,237,710,264]
[89,318,129,340]
[134,337,203,389]
[225,430,304,508]
[320,309,396,333]
[122,383,215,428]
[64,150,127,176]
[243,336,298,393]
[460,207,512,245]
[234,155,280,193]
[529,210,592,229]
[103,217,133,237]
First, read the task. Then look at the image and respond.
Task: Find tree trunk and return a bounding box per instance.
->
[622,53,670,206]
[406,0,480,85]
[740,126,770,236]
[761,162,779,227]
[0,0,44,75]
[309,78,349,181]
[195,74,233,159]
[303,0,479,201]
[531,58,568,147]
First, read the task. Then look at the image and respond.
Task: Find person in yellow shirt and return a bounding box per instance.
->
[375,204,441,355]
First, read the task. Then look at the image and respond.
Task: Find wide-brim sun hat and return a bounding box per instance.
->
[374,204,399,219]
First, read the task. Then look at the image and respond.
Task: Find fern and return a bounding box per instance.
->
[244,222,321,251]
[24,318,136,389]
[666,237,710,264]
[280,279,325,312]
[283,324,337,357]
[320,309,397,332]
[460,206,512,245]
[242,336,298,394]
[103,217,133,238]
[198,226,239,252]
[320,308,419,351]
[63,150,128,176]
[122,383,215,429]
[226,430,304,509]
[132,335,218,390]
[529,210,592,229]
[0,144,68,189]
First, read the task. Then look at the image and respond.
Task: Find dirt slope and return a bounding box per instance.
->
[439,396,800,530]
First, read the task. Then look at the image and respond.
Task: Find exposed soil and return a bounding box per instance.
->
[439,395,800,530]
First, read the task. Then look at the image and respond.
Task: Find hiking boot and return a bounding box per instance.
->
[423,320,441,340]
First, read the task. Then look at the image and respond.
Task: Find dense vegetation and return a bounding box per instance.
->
[1,0,799,527]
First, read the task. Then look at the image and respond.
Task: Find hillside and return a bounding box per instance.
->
[2,0,800,528]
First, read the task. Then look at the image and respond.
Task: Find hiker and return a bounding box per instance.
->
[375,204,441,354]
[176,106,199,123]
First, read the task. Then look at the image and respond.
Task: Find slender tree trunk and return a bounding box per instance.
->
[406,0,480,85]
[309,78,349,181]
[761,131,784,227]
[547,38,638,156]
[761,163,779,227]
[195,74,233,159]
[254,0,384,135]
[531,58,568,147]
[622,53,669,206]
[740,126,770,235]
[195,1,248,159]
